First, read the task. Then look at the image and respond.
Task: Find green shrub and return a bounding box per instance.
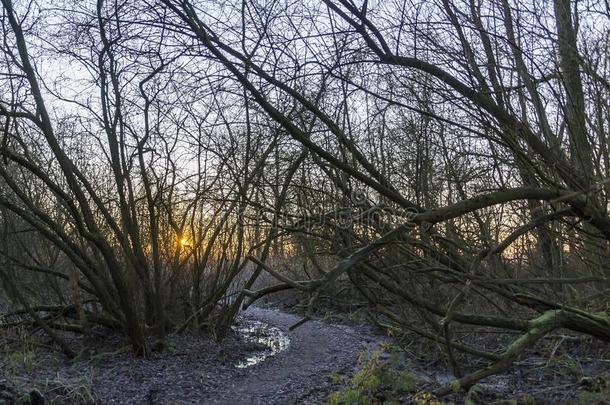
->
[328,345,418,404]
[8,350,36,371]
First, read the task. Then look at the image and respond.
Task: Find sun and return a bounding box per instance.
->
[178,237,189,247]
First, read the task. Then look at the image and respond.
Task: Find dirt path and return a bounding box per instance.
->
[2,306,383,404]
[5,306,605,403]
[210,307,382,404]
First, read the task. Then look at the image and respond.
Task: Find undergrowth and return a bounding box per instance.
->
[327,344,442,404]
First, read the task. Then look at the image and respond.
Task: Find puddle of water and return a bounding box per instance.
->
[232,319,290,368]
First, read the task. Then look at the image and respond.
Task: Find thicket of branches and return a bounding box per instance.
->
[0,0,609,393]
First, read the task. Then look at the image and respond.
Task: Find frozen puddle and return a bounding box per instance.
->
[233,318,290,368]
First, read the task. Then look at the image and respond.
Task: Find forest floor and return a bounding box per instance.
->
[0,306,383,404]
[1,302,609,404]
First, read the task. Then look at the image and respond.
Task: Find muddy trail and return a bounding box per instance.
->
[213,307,381,404]
[1,306,383,404]
[2,303,608,404]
